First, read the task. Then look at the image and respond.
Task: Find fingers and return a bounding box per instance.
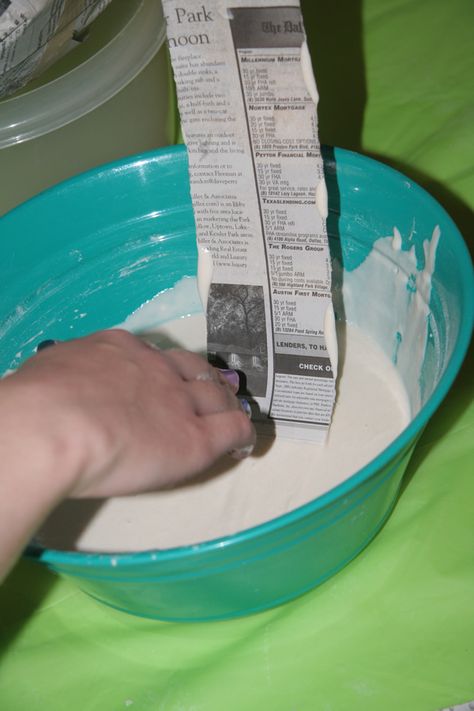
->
[160,349,243,410]
[203,409,256,461]
[216,368,240,394]
[32,332,256,464]
[161,348,216,380]
[154,347,254,458]
[187,378,240,416]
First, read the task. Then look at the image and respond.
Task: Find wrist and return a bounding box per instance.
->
[0,373,95,580]
[0,375,88,504]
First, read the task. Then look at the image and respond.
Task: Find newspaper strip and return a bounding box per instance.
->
[0,0,112,97]
[164,0,336,441]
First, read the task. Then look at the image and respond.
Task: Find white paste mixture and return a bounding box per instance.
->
[37,276,412,553]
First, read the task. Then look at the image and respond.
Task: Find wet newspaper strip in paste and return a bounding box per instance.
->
[164,0,336,441]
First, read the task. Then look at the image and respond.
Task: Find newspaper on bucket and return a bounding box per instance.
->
[164,0,336,442]
[0,0,112,97]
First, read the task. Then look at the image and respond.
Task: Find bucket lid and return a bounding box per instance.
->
[0,0,166,148]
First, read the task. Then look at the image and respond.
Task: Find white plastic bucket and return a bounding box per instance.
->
[0,0,176,215]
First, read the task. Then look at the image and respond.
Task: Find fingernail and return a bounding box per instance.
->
[239,398,252,418]
[37,339,58,352]
[230,443,254,460]
[218,368,240,392]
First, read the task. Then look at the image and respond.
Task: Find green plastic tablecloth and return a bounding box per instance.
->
[0,1,473,709]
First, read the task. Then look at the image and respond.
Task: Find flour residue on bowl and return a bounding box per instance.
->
[340,224,440,414]
[36,278,411,553]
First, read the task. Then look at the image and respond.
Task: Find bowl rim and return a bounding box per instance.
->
[24,144,474,569]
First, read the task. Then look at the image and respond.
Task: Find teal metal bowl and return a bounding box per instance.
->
[0,145,472,621]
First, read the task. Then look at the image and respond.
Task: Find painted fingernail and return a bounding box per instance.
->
[218,368,240,391]
[230,443,254,460]
[239,398,252,418]
[36,339,58,352]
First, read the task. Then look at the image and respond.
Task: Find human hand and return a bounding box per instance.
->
[2,329,256,499]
